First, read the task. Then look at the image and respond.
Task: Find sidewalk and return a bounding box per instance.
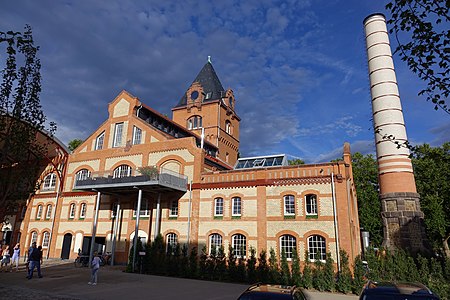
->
[0,261,358,300]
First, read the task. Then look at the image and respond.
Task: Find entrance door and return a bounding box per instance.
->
[61,233,72,259]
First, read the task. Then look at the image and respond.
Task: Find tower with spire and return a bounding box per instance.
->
[172,58,240,166]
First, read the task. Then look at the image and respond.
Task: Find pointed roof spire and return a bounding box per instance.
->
[174,59,225,107]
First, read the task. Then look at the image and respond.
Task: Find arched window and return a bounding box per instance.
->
[232,234,246,258]
[69,203,76,219]
[113,164,132,178]
[166,233,178,254]
[209,233,222,255]
[225,120,232,134]
[36,205,43,219]
[214,198,223,216]
[80,203,87,219]
[75,169,91,182]
[232,197,241,216]
[280,234,296,259]
[305,194,318,216]
[42,231,50,248]
[283,195,295,216]
[187,115,202,130]
[30,231,38,246]
[308,235,326,261]
[43,173,56,190]
[45,204,52,219]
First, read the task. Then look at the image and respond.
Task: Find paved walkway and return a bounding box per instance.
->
[0,260,358,300]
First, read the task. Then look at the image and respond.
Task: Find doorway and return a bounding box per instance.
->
[61,233,72,259]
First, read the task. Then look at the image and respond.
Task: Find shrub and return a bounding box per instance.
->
[291,247,302,286]
[247,247,257,283]
[268,248,280,284]
[336,249,352,294]
[257,249,269,283]
[302,251,313,289]
[280,249,291,285]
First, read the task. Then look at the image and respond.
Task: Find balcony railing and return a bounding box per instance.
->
[73,166,187,192]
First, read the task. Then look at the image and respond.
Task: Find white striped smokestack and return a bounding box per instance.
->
[363,13,417,195]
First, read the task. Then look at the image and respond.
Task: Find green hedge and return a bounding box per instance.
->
[128,237,450,299]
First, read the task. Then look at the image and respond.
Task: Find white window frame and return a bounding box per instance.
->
[305,194,318,216]
[308,235,326,261]
[30,231,38,246]
[113,165,132,178]
[45,204,52,219]
[95,131,105,150]
[132,126,142,145]
[187,116,202,130]
[169,200,178,217]
[214,197,223,216]
[225,120,232,134]
[166,233,178,254]
[209,233,222,255]
[43,173,56,190]
[42,232,50,248]
[36,205,43,219]
[133,199,150,217]
[113,122,124,147]
[75,169,91,182]
[80,203,87,219]
[69,203,76,219]
[284,195,295,216]
[280,234,296,260]
[232,234,246,258]
[232,197,241,216]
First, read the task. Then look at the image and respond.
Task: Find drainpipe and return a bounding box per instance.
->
[46,176,61,260]
[136,105,142,117]
[187,181,193,246]
[331,172,341,272]
[154,193,161,238]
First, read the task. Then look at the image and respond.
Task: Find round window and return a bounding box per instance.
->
[191,91,199,100]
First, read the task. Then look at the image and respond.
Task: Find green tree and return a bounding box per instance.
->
[411,143,450,256]
[280,249,291,285]
[268,248,279,283]
[256,249,269,283]
[302,251,313,289]
[336,250,352,294]
[68,139,83,152]
[323,252,335,292]
[0,26,57,221]
[247,247,257,283]
[291,248,302,286]
[351,152,383,246]
[288,158,305,165]
[386,0,450,113]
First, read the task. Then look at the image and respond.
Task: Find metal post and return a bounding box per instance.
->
[187,181,192,245]
[89,191,101,266]
[47,178,60,259]
[132,189,142,272]
[110,201,120,266]
[154,193,161,238]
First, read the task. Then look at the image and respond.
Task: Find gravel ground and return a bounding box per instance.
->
[0,284,79,300]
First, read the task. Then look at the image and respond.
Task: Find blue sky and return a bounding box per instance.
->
[1,0,449,163]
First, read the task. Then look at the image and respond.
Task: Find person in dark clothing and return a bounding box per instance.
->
[27,242,43,279]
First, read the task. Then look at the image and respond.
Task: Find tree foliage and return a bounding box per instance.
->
[386,0,450,114]
[68,139,83,152]
[411,143,450,256]
[288,158,305,165]
[351,152,383,246]
[0,26,56,219]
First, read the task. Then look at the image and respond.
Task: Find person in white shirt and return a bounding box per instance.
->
[88,251,101,285]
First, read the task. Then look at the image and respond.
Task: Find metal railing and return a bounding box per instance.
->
[73,166,187,191]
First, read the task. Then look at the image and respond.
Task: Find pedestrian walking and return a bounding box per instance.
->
[11,243,20,272]
[88,251,101,285]
[27,242,43,279]
[1,245,11,272]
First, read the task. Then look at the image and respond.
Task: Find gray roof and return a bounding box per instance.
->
[174,61,225,107]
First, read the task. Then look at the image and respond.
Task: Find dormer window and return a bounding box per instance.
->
[205,92,212,100]
[187,116,202,130]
